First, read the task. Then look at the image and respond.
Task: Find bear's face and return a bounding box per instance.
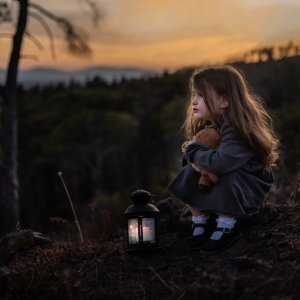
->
[194,128,221,149]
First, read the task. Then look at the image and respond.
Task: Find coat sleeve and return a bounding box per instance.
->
[183,125,254,174]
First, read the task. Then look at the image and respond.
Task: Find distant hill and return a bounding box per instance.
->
[0,66,159,88]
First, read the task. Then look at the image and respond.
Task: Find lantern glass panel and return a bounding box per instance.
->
[128,218,139,244]
[142,218,156,243]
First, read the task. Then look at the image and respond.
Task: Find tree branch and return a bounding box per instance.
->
[30,2,64,20]
[25,29,43,51]
[28,11,56,59]
[30,2,92,58]
[83,0,102,26]
[0,33,13,38]
[0,1,12,22]
[20,54,38,61]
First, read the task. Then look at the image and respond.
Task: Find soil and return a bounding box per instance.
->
[3,198,300,300]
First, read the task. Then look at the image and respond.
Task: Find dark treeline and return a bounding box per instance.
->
[1,56,300,235]
[10,69,191,234]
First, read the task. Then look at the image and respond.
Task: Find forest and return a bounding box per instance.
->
[1,55,300,237]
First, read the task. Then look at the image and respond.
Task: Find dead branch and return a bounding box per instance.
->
[289,175,300,201]
[83,0,102,26]
[20,54,38,61]
[0,33,12,38]
[25,29,43,51]
[0,1,12,22]
[28,11,56,59]
[58,172,84,242]
[148,266,177,294]
[30,2,92,58]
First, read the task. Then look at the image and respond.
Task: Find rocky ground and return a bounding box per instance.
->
[1,196,300,300]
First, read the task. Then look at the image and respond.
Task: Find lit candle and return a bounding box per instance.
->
[135,228,139,242]
[143,227,150,242]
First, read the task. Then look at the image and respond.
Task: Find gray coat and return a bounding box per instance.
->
[168,121,273,218]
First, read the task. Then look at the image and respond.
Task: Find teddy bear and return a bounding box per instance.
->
[189,128,221,192]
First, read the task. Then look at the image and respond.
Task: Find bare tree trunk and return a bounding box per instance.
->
[1,0,28,233]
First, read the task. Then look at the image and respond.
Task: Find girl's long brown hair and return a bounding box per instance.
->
[183,65,279,170]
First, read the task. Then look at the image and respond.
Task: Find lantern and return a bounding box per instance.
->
[124,190,161,252]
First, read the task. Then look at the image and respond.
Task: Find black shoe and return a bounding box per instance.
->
[200,227,241,254]
[188,222,215,250]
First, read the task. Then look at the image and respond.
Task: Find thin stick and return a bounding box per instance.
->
[289,175,300,201]
[148,266,176,293]
[58,172,84,242]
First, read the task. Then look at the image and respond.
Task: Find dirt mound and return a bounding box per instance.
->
[3,199,300,299]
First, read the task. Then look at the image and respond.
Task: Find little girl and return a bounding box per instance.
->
[168,65,279,254]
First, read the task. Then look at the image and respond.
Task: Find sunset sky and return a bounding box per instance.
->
[1,0,300,71]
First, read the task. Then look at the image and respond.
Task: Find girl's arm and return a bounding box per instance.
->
[183,126,254,174]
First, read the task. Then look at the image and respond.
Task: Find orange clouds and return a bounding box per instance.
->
[1,0,300,71]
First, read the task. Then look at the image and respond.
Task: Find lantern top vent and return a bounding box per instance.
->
[130,190,152,205]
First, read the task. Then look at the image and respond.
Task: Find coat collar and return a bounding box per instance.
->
[204,118,225,130]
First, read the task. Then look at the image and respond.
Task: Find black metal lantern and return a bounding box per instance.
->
[124,190,161,252]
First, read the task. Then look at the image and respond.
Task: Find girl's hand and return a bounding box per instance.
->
[191,163,202,172]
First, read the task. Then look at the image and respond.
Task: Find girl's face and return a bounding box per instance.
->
[191,85,226,122]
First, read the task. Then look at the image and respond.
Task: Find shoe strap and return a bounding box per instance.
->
[214,227,232,234]
[191,222,207,230]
